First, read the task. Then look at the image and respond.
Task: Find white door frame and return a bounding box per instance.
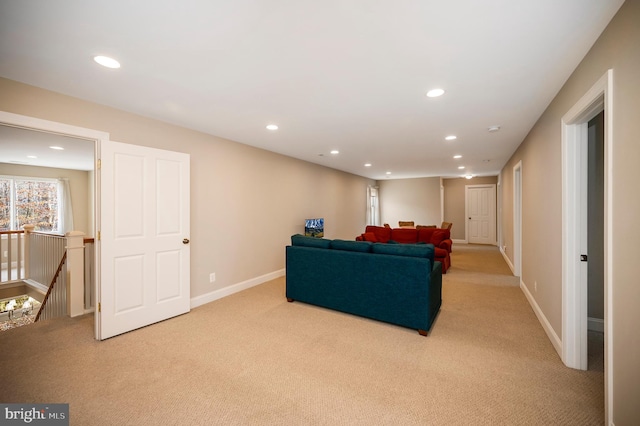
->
[513,162,522,277]
[497,175,502,252]
[561,69,613,421]
[0,110,107,339]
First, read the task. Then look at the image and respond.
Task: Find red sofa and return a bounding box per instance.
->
[356,226,452,273]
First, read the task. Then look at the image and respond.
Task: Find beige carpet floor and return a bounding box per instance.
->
[0,244,604,425]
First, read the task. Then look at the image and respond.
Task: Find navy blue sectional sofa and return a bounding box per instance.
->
[285,234,442,335]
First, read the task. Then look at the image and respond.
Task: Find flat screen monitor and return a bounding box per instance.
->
[305,218,324,238]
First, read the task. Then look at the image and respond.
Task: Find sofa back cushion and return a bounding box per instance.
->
[417,227,435,242]
[291,234,332,249]
[430,229,450,245]
[371,242,435,266]
[418,228,450,244]
[362,232,378,242]
[330,239,372,253]
[365,225,391,243]
[390,228,418,244]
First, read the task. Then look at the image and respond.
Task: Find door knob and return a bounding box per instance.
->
[183,238,190,244]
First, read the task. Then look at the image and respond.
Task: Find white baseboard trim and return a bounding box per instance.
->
[500,247,515,274]
[452,238,467,244]
[190,268,285,309]
[520,278,562,358]
[588,317,605,333]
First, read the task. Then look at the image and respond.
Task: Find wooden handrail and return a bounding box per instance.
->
[0,230,25,235]
[35,251,67,322]
[31,231,65,237]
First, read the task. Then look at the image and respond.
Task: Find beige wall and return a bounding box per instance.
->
[0,78,374,300]
[443,176,498,241]
[0,163,91,235]
[499,0,640,422]
[378,177,441,228]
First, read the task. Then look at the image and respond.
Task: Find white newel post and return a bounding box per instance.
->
[65,231,86,317]
[22,224,35,279]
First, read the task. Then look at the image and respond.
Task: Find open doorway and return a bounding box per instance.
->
[513,162,522,277]
[561,69,613,421]
[1,111,192,341]
[587,111,605,372]
[0,123,96,330]
[0,111,105,337]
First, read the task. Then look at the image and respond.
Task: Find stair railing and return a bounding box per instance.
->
[0,230,25,283]
[6,226,95,324]
[35,251,67,322]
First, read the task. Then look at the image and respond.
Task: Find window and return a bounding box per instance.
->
[367,186,380,226]
[0,176,60,232]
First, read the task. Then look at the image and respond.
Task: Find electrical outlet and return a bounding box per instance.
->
[209,273,216,283]
[3,251,6,258]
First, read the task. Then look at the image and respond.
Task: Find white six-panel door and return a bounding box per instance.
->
[466,184,496,245]
[98,141,190,340]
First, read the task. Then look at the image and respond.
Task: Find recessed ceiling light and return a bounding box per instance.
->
[266,124,278,130]
[49,146,64,150]
[445,135,457,141]
[488,125,501,132]
[27,155,37,159]
[330,150,339,155]
[364,163,372,167]
[453,155,462,159]
[426,88,445,98]
[386,171,392,175]
[458,166,465,170]
[93,55,121,69]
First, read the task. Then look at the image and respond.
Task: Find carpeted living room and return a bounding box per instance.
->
[0,244,604,425]
[2,1,640,424]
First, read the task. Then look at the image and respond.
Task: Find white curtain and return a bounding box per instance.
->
[366,186,380,226]
[58,178,74,234]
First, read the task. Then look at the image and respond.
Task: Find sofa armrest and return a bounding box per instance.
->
[428,261,443,324]
[439,239,452,253]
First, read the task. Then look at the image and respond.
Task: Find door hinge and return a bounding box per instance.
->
[580,254,588,262]
[97,159,101,169]
[97,231,101,241]
[98,302,101,312]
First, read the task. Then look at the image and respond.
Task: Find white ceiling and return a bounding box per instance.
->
[0,0,624,178]
[0,126,94,171]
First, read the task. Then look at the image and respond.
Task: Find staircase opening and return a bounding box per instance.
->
[0,229,95,332]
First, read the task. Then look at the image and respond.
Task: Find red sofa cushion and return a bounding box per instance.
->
[417,228,435,243]
[365,226,391,243]
[390,228,418,244]
[430,230,448,246]
[362,232,377,242]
